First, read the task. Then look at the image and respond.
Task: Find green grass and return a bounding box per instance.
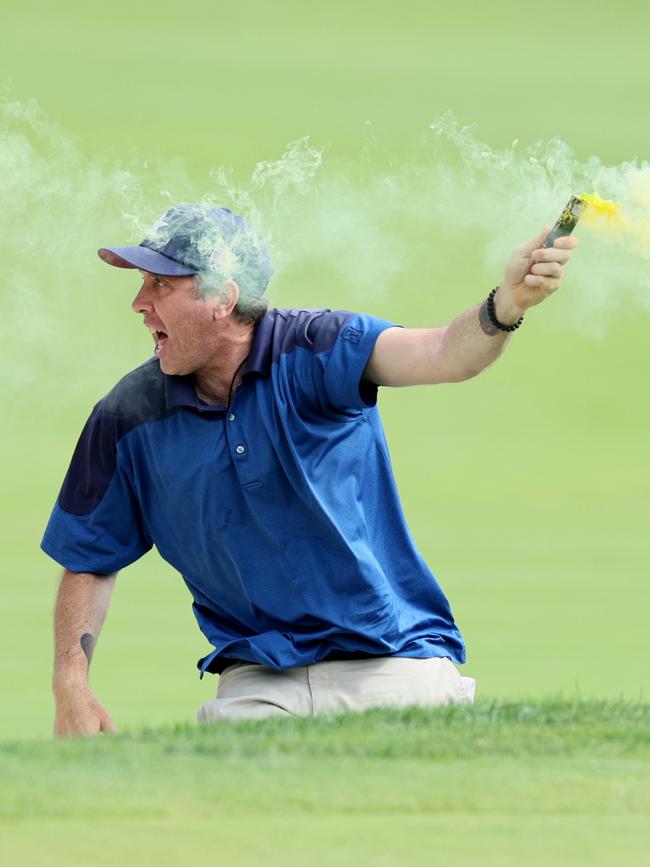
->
[6,698,650,761]
[2,701,649,866]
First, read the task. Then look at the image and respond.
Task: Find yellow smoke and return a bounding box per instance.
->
[581,192,621,219]
[580,191,650,255]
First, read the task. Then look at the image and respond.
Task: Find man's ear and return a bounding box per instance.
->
[212,280,241,320]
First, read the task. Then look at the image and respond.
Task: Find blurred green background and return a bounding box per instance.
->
[1,0,648,743]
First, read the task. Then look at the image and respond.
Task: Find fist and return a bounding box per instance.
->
[502,226,579,312]
[53,685,117,738]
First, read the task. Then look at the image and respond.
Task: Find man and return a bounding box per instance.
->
[42,203,577,736]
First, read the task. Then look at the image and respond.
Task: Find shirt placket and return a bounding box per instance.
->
[223,391,260,489]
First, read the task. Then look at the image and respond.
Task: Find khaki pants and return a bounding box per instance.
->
[197,656,476,723]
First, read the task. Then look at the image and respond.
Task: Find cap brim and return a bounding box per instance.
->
[98,246,198,276]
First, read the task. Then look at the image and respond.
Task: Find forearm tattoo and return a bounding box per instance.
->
[80,632,95,666]
[478,299,500,336]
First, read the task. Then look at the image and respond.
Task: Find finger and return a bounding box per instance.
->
[531,247,573,265]
[552,235,579,250]
[100,713,117,734]
[530,262,563,278]
[524,274,561,292]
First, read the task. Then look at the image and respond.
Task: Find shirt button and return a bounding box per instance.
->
[235,444,246,455]
[228,413,236,421]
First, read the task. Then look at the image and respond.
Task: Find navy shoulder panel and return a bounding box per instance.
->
[248,309,359,373]
[102,357,167,427]
[271,308,356,359]
[59,358,168,516]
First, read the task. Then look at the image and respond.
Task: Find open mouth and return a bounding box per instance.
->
[150,328,168,356]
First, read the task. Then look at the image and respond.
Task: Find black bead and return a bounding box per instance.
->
[486,285,524,332]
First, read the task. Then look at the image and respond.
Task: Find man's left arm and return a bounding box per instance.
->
[363,228,578,387]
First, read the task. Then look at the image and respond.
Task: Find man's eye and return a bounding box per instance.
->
[154,278,165,288]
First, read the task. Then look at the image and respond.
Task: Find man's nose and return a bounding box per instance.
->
[131,284,152,313]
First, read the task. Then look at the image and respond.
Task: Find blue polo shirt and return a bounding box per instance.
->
[42,307,466,675]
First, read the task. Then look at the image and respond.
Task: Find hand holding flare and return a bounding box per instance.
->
[492,192,619,322]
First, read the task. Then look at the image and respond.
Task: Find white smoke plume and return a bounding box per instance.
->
[2,98,648,421]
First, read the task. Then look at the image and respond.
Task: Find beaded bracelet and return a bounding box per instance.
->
[486,286,524,332]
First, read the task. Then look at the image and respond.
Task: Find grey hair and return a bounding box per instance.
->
[194,275,269,325]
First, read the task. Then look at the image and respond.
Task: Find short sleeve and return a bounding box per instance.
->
[41,402,153,574]
[298,310,399,411]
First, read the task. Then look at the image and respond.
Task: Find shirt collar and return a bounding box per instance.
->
[243,308,274,376]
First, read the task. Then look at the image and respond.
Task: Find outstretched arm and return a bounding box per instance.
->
[52,568,117,738]
[363,229,578,387]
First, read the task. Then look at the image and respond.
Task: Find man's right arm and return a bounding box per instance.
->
[52,568,118,738]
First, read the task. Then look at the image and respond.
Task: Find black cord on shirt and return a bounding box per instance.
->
[227,357,248,410]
